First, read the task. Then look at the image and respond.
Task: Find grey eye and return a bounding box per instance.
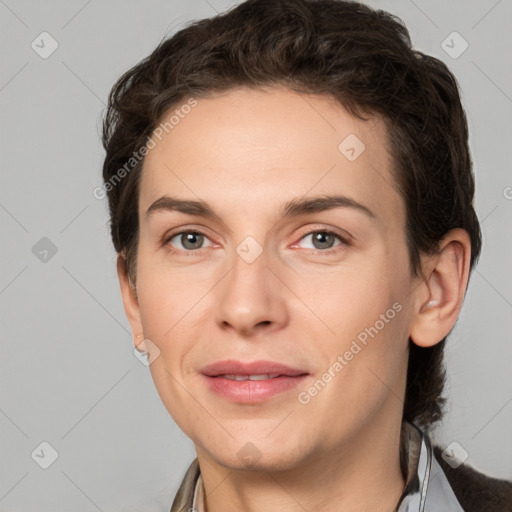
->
[169,231,211,251]
[300,231,342,250]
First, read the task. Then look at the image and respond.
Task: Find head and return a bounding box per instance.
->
[101,0,481,470]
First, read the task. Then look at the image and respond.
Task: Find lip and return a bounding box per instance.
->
[201,359,308,377]
[201,359,309,404]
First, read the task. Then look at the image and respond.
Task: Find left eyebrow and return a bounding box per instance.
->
[280,194,376,220]
[145,194,376,221]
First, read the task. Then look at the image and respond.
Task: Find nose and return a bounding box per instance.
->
[214,243,289,336]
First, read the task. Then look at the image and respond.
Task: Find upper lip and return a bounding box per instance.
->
[201,359,308,377]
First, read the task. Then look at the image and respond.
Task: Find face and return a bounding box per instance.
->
[122,86,421,471]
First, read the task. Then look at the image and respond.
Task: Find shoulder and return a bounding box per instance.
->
[432,444,512,512]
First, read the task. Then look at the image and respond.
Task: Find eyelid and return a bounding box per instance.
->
[292,224,352,245]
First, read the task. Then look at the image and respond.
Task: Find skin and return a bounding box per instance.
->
[117,86,471,512]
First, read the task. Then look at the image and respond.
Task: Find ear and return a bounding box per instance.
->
[410,228,472,348]
[117,253,144,351]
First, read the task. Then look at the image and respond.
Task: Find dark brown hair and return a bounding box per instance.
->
[101,0,482,430]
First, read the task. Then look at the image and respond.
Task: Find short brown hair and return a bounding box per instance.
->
[101,0,482,430]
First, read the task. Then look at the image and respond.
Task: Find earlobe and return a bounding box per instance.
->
[116,253,144,343]
[410,229,472,348]
[134,332,146,353]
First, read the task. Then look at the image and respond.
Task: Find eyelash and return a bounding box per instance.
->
[162,229,350,255]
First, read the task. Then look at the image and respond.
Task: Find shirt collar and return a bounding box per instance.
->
[188,421,464,512]
[192,471,204,512]
[396,421,465,511]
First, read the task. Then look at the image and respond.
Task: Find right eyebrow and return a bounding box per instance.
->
[146,196,216,218]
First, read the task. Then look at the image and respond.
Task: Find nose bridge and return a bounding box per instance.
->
[214,236,287,333]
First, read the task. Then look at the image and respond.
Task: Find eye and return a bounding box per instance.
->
[166,231,214,252]
[297,230,347,251]
[164,229,348,254]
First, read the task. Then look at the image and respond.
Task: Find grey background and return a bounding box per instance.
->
[1,0,511,510]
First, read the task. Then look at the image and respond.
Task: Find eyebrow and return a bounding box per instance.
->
[145,194,376,220]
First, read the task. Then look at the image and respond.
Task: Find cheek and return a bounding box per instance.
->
[289,255,402,338]
[295,294,408,435]
[135,262,210,433]
[135,259,206,367]
[136,244,205,323]
[288,253,409,399]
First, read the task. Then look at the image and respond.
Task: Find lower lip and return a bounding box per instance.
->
[202,374,309,404]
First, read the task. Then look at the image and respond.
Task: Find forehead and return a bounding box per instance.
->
[139,86,403,228]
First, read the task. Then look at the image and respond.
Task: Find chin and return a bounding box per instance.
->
[220,451,303,473]
[197,433,309,472]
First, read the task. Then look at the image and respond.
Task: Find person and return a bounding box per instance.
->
[100,0,512,510]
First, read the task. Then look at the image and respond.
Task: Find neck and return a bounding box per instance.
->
[196,415,406,512]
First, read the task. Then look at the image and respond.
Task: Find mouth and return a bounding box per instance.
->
[217,373,286,380]
[200,359,309,403]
